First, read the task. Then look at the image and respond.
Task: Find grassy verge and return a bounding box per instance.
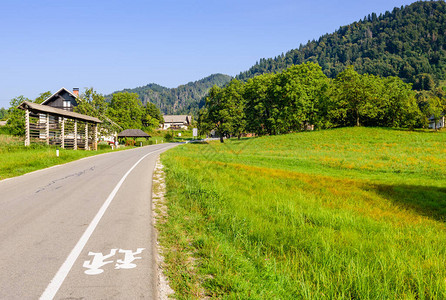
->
[0,135,127,180]
[150,128,204,143]
[159,127,446,299]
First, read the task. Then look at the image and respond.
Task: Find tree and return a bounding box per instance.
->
[75,88,119,134]
[205,80,245,143]
[197,107,213,136]
[108,92,144,130]
[224,80,246,139]
[76,88,108,117]
[413,73,435,91]
[244,73,276,135]
[142,102,163,129]
[0,107,8,120]
[380,77,418,127]
[6,96,30,136]
[5,91,55,136]
[274,62,330,131]
[34,91,52,104]
[332,67,379,127]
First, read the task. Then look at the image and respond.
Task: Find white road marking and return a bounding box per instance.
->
[83,249,118,275]
[115,248,145,270]
[82,248,146,275]
[39,148,166,300]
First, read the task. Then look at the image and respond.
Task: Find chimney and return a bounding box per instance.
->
[73,88,79,97]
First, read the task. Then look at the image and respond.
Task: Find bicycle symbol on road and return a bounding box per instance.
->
[83,248,145,275]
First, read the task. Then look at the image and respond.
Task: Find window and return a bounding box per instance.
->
[63,100,71,108]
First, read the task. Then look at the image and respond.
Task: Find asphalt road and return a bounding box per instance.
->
[0,143,177,299]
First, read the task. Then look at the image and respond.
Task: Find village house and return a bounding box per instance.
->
[35,87,116,143]
[18,87,102,150]
[428,115,445,130]
[162,115,192,130]
[41,87,79,111]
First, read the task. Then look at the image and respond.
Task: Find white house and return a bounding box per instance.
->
[162,115,192,130]
[428,115,445,130]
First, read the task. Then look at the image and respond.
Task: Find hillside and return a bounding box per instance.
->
[112,73,232,115]
[237,1,446,89]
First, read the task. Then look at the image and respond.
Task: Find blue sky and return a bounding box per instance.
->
[0,0,417,108]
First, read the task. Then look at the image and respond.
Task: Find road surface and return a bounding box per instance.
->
[0,143,177,299]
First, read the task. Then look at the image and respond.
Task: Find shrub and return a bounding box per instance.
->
[125,138,135,146]
[97,141,111,150]
[164,131,174,142]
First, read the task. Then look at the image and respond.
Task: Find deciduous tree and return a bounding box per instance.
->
[142,102,163,129]
[34,91,52,104]
[108,92,144,130]
[205,80,245,142]
[6,96,29,136]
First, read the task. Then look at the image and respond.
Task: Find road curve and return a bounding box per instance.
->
[0,143,177,299]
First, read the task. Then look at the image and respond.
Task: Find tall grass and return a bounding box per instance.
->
[159,127,446,299]
[0,134,119,180]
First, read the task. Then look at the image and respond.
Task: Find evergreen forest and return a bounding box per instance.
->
[109,73,232,115]
[237,1,446,89]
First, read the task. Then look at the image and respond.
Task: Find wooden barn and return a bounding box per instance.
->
[17,88,102,150]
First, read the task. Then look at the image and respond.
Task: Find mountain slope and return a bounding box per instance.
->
[114,73,232,115]
[237,1,446,88]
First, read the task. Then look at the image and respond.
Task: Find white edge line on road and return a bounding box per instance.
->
[39,148,166,300]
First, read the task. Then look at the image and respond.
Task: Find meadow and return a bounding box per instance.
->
[159,127,446,299]
[0,134,122,180]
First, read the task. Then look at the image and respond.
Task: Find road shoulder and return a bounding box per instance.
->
[152,157,175,299]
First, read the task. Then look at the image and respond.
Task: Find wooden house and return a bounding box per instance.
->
[41,87,79,111]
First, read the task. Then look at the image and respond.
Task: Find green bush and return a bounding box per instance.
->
[164,131,174,142]
[97,141,111,150]
[0,127,10,135]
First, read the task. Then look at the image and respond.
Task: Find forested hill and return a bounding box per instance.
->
[237,1,446,88]
[112,73,232,115]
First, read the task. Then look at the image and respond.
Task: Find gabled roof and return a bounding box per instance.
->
[117,129,151,138]
[429,114,445,121]
[163,115,191,124]
[41,87,78,105]
[18,101,102,123]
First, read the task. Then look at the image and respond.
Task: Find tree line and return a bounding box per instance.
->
[199,62,445,142]
[3,88,164,136]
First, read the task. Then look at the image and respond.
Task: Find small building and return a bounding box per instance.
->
[162,115,192,130]
[429,115,445,130]
[117,129,151,140]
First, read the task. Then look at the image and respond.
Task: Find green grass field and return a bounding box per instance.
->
[159,127,446,299]
[0,134,123,180]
